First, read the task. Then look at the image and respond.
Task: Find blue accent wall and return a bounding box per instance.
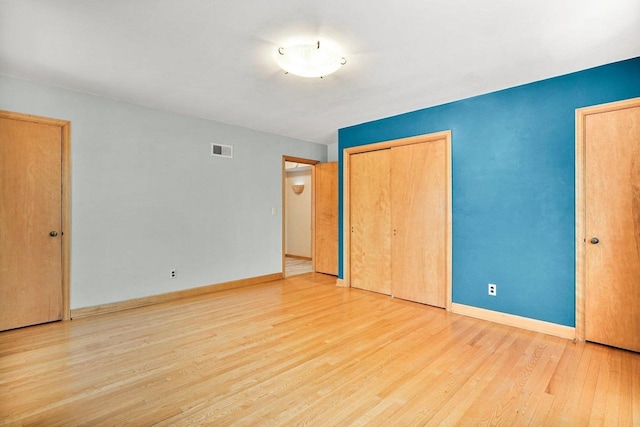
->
[338,57,640,327]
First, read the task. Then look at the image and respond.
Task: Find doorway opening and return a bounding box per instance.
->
[282,156,319,277]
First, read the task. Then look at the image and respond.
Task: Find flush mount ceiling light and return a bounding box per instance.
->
[276,40,346,78]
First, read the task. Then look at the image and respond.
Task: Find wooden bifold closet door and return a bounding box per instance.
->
[391,141,447,307]
[349,137,448,308]
[350,150,391,294]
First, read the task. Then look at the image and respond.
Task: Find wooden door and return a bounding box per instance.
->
[0,115,64,330]
[584,101,640,352]
[314,162,338,275]
[391,141,447,307]
[350,150,391,294]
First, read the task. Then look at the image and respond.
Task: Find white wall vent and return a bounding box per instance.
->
[211,143,233,158]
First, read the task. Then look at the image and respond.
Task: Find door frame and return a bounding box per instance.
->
[0,110,71,321]
[282,156,319,277]
[343,130,453,311]
[574,97,640,342]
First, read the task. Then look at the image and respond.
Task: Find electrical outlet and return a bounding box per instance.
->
[488,283,497,296]
[170,269,177,279]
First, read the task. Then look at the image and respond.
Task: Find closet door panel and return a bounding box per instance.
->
[350,150,392,295]
[391,141,447,307]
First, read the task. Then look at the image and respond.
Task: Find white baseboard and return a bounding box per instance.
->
[451,303,575,340]
[71,272,283,319]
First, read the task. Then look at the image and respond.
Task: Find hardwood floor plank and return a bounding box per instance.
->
[633,351,640,426]
[426,329,527,425]
[1,273,638,425]
[453,331,538,423]
[285,257,314,277]
[543,340,589,424]
[589,345,612,425]
[612,349,635,424]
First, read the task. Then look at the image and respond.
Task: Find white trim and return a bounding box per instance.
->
[452,303,576,340]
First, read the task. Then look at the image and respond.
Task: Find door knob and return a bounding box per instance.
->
[49,231,58,237]
[590,237,599,244]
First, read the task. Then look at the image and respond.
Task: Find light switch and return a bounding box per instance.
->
[272,207,277,215]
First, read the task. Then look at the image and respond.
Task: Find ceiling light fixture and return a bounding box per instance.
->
[277,40,346,78]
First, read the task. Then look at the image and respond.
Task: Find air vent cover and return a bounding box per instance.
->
[211,143,233,158]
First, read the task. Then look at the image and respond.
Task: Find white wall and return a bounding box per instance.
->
[0,75,327,309]
[285,169,312,257]
[327,142,338,162]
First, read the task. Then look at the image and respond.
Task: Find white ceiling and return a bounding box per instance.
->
[1,0,639,145]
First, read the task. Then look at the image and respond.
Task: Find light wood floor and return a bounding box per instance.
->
[1,273,638,426]
[285,256,313,277]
